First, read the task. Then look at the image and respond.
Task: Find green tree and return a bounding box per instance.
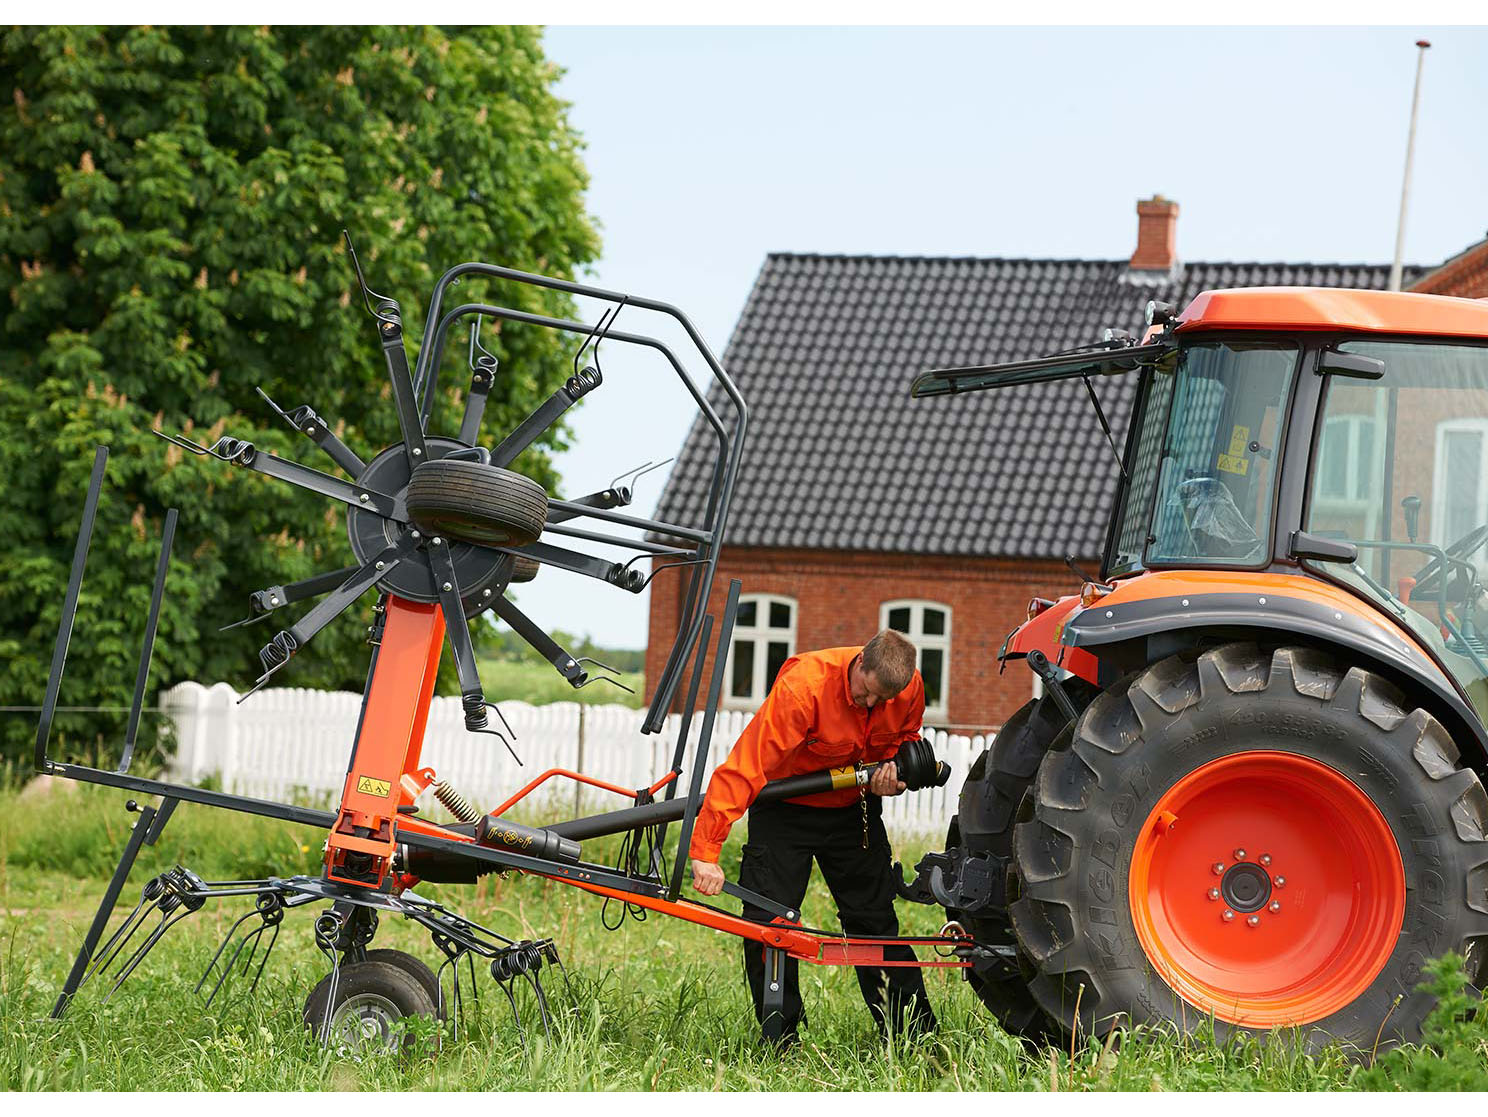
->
[0,26,600,765]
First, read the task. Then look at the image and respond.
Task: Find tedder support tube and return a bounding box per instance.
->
[545,739,950,843]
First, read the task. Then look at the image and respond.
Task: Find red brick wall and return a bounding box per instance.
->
[645,547,1074,731]
[1411,240,1488,299]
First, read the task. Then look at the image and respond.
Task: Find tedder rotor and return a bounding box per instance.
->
[906,287,1488,1054]
[36,241,965,1053]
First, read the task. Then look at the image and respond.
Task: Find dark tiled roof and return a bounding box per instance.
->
[657,255,1429,559]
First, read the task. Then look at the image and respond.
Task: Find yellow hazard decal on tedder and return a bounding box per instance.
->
[357,776,392,797]
[1218,424,1250,475]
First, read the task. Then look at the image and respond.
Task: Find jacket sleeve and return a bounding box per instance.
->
[688,683,813,862]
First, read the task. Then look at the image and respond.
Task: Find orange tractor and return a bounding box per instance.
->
[908,287,1488,1050]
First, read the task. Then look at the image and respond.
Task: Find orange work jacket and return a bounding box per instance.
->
[688,646,925,862]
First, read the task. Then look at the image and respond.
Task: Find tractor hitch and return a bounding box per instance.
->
[895,845,1008,917]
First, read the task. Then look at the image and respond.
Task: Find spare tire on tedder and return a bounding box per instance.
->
[959,643,1488,1052]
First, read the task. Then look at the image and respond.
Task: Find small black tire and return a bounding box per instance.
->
[405,459,548,547]
[509,555,540,583]
[302,959,441,1054]
[363,949,444,1013]
[950,684,1097,1042]
[1010,643,1488,1054]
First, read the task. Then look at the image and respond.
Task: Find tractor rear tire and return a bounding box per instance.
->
[405,459,548,547]
[1010,643,1488,1053]
[950,683,1096,1042]
[303,959,443,1055]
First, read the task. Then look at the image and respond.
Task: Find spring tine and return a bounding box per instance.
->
[196,908,260,995]
[318,953,342,1046]
[523,969,553,1042]
[466,951,480,1006]
[89,902,163,981]
[497,979,526,1050]
[245,922,279,998]
[83,892,155,983]
[104,909,190,1002]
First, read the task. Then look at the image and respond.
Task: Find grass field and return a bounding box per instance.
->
[1,778,1484,1091]
[476,657,645,709]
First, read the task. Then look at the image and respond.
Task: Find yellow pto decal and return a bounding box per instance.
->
[356,775,392,798]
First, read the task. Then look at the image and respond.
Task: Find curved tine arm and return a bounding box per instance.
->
[255,387,367,477]
[420,302,727,455]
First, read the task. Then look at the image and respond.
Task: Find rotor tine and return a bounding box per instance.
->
[84,891,155,982]
[497,978,526,1050]
[318,953,342,1046]
[466,951,480,1006]
[218,612,271,632]
[195,908,260,996]
[342,230,397,325]
[150,428,213,457]
[485,701,515,741]
[246,922,280,998]
[523,969,553,1043]
[104,910,189,1002]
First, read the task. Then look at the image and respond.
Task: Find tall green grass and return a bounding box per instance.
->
[1,780,1483,1090]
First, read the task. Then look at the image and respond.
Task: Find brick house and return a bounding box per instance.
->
[646,198,1488,731]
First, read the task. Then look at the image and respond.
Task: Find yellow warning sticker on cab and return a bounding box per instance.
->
[357,775,392,797]
[1217,453,1249,475]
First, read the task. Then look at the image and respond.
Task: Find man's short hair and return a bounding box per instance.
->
[861,630,917,695]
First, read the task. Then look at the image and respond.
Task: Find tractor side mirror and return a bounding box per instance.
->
[1316,350,1385,379]
[1402,496,1421,543]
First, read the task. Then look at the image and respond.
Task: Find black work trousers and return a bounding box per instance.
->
[738,797,937,1043]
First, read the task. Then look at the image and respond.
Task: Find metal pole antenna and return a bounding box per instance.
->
[1388,39,1431,293]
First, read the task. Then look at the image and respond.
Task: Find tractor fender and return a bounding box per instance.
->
[1060,570,1488,769]
[999,594,1101,687]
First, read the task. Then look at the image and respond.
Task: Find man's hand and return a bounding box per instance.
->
[691,859,726,896]
[869,760,908,797]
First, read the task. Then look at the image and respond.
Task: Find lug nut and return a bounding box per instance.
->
[1212,862,1226,875]
[1207,888,1220,901]
[1234,848,1247,860]
[1269,901,1281,913]
[1260,854,1272,866]
[1247,915,1260,927]
[1274,876,1286,888]
[1222,909,1235,922]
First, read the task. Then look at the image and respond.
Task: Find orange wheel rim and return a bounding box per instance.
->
[1128,751,1404,1027]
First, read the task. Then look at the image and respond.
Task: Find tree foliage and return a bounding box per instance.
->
[0,26,600,764]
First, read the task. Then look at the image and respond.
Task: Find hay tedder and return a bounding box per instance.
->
[913,288,1488,1052]
[36,244,960,1051]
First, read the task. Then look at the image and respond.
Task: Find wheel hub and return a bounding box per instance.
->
[1219,861,1272,913]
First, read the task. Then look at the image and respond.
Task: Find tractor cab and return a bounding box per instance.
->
[913,287,1488,718]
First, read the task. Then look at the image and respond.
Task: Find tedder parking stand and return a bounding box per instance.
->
[36,243,976,1052]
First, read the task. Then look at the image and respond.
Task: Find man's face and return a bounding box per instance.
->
[850,657,901,709]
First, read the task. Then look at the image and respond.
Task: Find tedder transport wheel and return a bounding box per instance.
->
[404,459,548,548]
[363,948,443,1010]
[1010,643,1488,1052]
[949,683,1097,1042]
[303,959,443,1054]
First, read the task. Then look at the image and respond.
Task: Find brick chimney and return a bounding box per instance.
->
[1130,195,1180,272]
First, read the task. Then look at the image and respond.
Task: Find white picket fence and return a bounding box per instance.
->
[160,681,994,838]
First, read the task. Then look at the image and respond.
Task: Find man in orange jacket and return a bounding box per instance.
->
[689,629,937,1044]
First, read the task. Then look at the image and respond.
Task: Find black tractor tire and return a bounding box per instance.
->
[405,459,548,547]
[950,682,1098,1042]
[509,555,540,583]
[362,949,443,1011]
[302,959,442,1054]
[1010,643,1488,1053]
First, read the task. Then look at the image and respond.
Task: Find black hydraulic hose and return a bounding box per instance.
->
[546,740,950,843]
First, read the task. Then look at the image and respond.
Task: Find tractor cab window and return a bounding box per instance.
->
[1139,340,1300,568]
[1304,341,1488,708]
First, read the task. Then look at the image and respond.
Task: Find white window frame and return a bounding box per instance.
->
[880,599,951,721]
[1432,418,1488,564]
[722,594,797,711]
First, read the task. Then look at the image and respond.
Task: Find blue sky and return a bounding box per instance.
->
[508,25,1488,649]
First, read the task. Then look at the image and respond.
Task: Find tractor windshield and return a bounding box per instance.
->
[1108,339,1299,575]
[1304,340,1488,706]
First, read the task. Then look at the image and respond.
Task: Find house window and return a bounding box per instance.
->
[1312,412,1384,540]
[1434,419,1488,574]
[724,594,797,709]
[880,600,950,720]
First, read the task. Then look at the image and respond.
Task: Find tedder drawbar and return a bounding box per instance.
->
[35,242,963,1051]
